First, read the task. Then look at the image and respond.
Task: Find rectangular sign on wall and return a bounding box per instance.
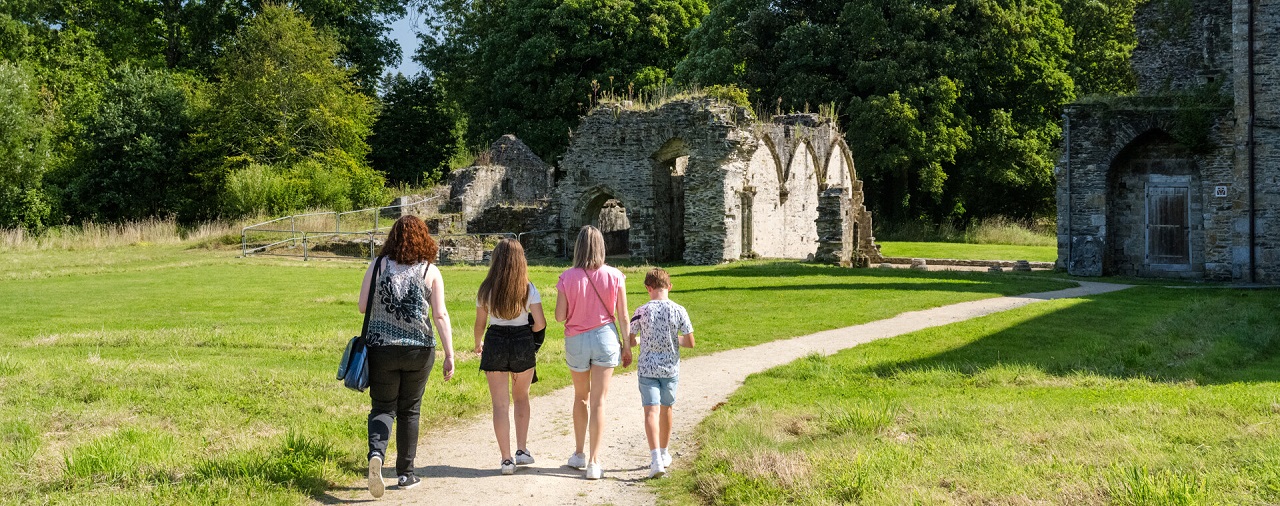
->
[1215,186,1228,198]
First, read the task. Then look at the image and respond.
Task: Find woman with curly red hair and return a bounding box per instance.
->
[357,215,455,497]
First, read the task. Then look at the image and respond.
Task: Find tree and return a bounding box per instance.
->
[195,3,384,216]
[1059,0,1138,96]
[418,0,709,159]
[368,72,466,185]
[0,62,54,230]
[3,0,403,90]
[59,65,200,222]
[679,0,1074,223]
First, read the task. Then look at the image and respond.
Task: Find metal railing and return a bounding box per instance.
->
[241,197,439,258]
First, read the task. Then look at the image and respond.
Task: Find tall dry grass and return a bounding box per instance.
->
[0,218,243,251]
[877,216,1055,246]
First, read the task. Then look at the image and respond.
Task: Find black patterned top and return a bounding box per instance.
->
[366,258,437,348]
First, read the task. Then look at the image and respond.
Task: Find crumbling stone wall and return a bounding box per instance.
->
[1132,0,1232,94]
[558,99,881,265]
[448,136,554,221]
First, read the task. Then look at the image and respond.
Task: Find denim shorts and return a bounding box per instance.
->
[638,375,678,406]
[564,323,620,372]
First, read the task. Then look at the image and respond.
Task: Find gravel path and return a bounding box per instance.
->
[322,280,1131,505]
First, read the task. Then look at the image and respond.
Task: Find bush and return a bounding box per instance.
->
[222,152,388,217]
[704,84,750,108]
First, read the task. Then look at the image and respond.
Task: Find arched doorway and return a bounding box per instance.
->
[651,139,689,262]
[582,192,631,257]
[1106,130,1202,277]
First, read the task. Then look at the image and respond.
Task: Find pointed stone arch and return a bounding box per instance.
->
[822,139,857,189]
[780,141,820,258]
[742,137,784,258]
[1104,129,1203,277]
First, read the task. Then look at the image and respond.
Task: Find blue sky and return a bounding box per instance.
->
[387,13,424,77]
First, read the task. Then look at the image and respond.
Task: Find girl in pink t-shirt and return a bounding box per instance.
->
[555,225,632,480]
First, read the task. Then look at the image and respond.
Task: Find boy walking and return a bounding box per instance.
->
[628,268,695,479]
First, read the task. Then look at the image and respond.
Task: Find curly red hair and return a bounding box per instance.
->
[380,215,438,265]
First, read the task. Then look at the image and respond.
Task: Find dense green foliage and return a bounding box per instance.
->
[417,0,710,158]
[0,0,1144,230]
[368,73,467,185]
[1061,0,1139,96]
[659,287,1280,504]
[0,62,53,230]
[194,4,386,216]
[55,65,200,222]
[1,2,394,226]
[679,0,1075,223]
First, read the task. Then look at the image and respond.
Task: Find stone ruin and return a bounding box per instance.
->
[432,98,884,266]
[1058,0,1280,282]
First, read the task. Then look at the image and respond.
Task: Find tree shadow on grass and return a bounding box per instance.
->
[867,287,1280,386]
[676,281,1058,297]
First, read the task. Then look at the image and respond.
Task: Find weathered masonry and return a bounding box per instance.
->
[448,98,883,266]
[1058,0,1280,282]
[556,99,882,266]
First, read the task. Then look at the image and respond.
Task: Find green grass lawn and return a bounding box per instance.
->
[658,287,1280,505]
[0,244,1070,504]
[877,241,1058,262]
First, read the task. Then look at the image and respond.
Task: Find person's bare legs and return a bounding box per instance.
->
[643,405,661,450]
[485,371,513,461]
[570,369,591,456]
[511,369,535,452]
[587,365,613,464]
[659,405,673,449]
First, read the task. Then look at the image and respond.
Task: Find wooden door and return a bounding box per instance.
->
[1146,186,1190,265]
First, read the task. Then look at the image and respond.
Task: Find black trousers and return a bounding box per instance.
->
[367,345,435,475]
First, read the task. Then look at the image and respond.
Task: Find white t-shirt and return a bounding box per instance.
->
[477,281,542,326]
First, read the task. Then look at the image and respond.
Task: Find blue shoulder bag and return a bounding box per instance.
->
[337,256,383,392]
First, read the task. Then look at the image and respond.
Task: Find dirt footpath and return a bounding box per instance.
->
[323,280,1131,505]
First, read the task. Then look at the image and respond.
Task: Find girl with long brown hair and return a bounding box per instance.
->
[474,238,547,475]
[357,215,455,497]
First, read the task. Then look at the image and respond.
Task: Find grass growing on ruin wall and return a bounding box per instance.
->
[0,244,1071,504]
[657,287,1280,505]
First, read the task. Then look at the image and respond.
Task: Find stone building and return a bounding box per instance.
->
[556,99,882,266]
[1058,0,1279,282]
[446,98,883,266]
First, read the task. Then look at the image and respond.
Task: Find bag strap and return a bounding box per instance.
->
[359,256,385,340]
[584,268,616,323]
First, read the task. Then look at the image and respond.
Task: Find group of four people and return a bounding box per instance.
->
[356,216,695,498]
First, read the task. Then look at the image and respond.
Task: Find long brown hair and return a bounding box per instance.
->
[379,215,438,265]
[478,238,529,320]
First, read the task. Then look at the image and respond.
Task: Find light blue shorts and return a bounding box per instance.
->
[564,323,620,372]
[638,375,678,407]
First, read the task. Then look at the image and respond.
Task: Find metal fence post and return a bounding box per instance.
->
[241,229,247,257]
[303,234,309,261]
[369,231,375,260]
[336,214,341,234]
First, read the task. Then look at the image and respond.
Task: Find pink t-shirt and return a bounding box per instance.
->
[556,266,625,336]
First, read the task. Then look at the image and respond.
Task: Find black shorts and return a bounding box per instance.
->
[479,324,537,373]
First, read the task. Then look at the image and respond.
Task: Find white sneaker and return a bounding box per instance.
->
[501,459,516,475]
[661,450,672,468]
[648,457,666,479]
[584,462,603,480]
[367,454,385,498]
[515,449,535,465]
[567,452,587,470]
